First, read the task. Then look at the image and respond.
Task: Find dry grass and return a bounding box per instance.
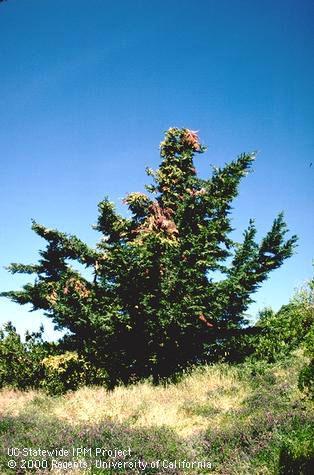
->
[1,353,312,474]
[0,388,38,417]
[0,364,250,438]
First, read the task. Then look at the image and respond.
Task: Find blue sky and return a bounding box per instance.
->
[0,0,313,340]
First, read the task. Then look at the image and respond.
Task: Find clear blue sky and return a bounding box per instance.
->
[0,0,313,340]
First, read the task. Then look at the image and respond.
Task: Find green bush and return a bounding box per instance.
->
[298,326,314,399]
[279,424,314,475]
[0,322,49,389]
[0,323,108,395]
[41,351,108,395]
[250,279,314,363]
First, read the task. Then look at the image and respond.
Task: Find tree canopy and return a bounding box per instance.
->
[2,128,297,384]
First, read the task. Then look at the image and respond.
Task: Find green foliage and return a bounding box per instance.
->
[279,424,314,475]
[0,322,49,389]
[1,128,297,383]
[297,281,314,399]
[41,351,108,395]
[247,278,314,399]
[298,326,314,399]
[249,279,313,363]
[0,324,108,395]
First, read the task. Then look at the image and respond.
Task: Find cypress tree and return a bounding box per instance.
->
[2,128,297,384]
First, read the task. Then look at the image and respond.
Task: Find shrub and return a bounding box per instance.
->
[279,423,314,475]
[250,279,314,363]
[0,323,108,395]
[0,322,49,389]
[41,351,108,395]
[298,326,314,399]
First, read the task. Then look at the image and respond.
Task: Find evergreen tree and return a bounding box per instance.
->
[1,128,297,384]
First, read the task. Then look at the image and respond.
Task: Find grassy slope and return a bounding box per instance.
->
[0,351,313,474]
